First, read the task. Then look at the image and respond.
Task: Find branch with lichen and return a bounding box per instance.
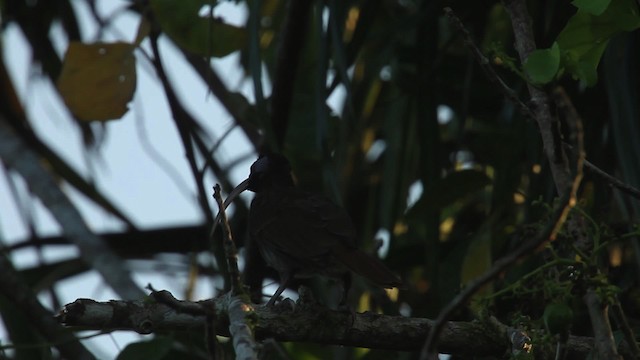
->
[55,293,633,359]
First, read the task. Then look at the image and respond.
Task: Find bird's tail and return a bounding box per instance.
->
[332,247,403,289]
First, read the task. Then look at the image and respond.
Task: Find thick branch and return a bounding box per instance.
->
[56,295,627,359]
[503,0,572,192]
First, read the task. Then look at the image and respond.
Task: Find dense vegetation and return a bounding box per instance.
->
[1,0,639,358]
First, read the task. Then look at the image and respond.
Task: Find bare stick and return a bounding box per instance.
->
[213,184,243,294]
[443,7,534,119]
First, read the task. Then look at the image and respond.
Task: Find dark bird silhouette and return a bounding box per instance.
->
[224,153,402,306]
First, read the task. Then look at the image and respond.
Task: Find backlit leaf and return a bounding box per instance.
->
[557,0,640,86]
[57,42,136,121]
[524,42,560,84]
[572,0,612,15]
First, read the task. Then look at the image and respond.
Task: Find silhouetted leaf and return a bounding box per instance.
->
[150,0,246,57]
[57,42,136,121]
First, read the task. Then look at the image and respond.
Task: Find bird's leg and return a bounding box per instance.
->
[266,271,292,306]
[339,272,352,307]
[339,272,356,327]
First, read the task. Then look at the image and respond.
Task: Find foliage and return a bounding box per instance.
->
[1,0,640,359]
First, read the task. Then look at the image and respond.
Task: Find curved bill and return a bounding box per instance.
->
[210,178,250,236]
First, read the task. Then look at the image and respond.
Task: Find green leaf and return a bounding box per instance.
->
[557,0,640,86]
[150,0,247,57]
[543,303,574,335]
[572,0,612,15]
[524,42,560,84]
[116,337,173,360]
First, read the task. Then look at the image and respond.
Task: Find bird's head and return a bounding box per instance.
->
[216,153,295,216]
[247,153,295,192]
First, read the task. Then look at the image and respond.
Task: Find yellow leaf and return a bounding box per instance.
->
[57,42,136,122]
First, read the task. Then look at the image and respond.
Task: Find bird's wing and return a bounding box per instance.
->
[252,191,357,260]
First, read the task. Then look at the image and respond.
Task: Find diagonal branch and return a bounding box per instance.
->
[420,190,572,358]
[148,33,231,290]
[444,7,640,202]
[0,113,144,300]
[0,254,95,360]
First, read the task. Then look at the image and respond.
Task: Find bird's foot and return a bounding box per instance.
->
[336,303,357,328]
[296,286,318,306]
[265,296,295,312]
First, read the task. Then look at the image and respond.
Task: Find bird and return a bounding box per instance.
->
[224,153,402,306]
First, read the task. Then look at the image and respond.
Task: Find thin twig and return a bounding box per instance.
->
[213,184,242,294]
[148,32,230,288]
[213,184,259,359]
[420,190,572,358]
[503,1,622,358]
[148,34,214,225]
[554,87,640,357]
[0,113,144,300]
[181,51,261,150]
[584,159,640,200]
[133,90,192,200]
[551,86,585,231]
[444,6,640,202]
[443,7,534,119]
[611,300,640,358]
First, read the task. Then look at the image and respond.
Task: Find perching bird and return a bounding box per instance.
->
[225,153,402,306]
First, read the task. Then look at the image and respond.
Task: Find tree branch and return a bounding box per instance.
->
[0,254,95,360]
[57,294,632,359]
[443,7,640,202]
[420,190,572,358]
[181,51,262,150]
[502,1,622,358]
[224,295,259,360]
[213,184,243,294]
[0,113,144,300]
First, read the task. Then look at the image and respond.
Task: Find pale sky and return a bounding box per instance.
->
[1,1,256,357]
